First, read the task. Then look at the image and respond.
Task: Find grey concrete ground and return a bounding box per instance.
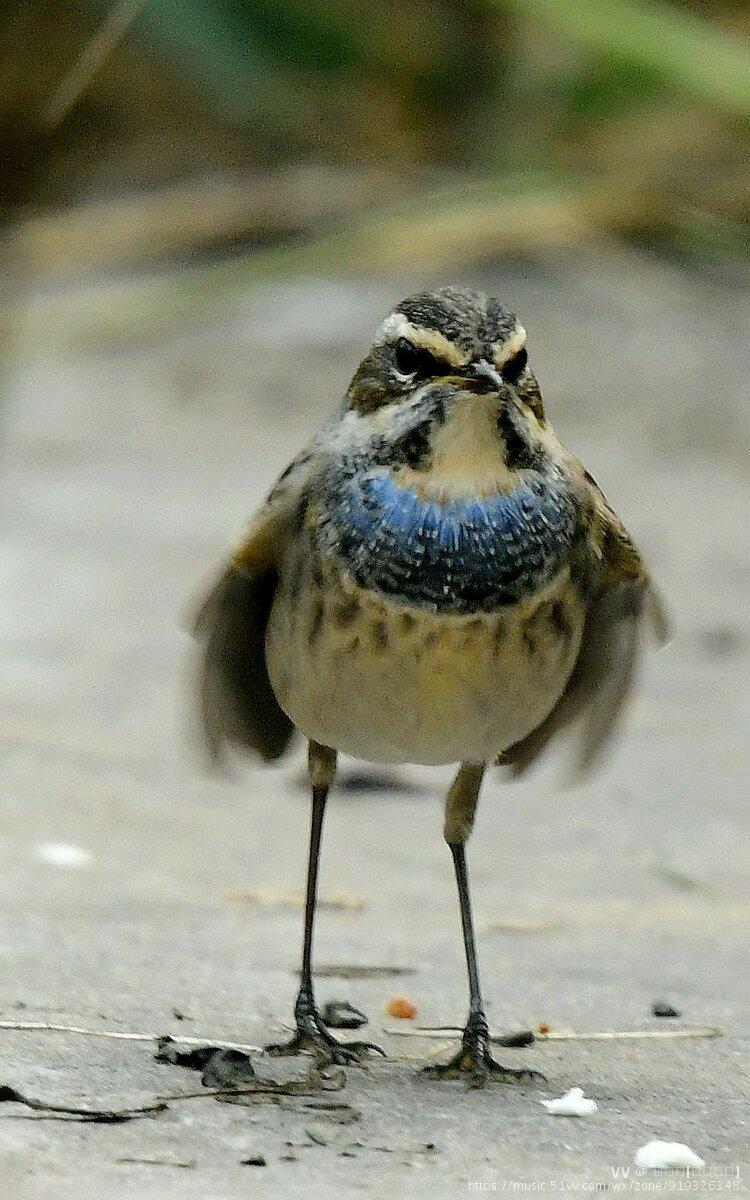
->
[1,252,748,1198]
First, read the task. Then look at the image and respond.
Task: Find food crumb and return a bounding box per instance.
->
[537,1020,550,1035]
[635,1141,704,1170]
[540,1087,597,1117]
[35,842,91,868]
[385,995,417,1019]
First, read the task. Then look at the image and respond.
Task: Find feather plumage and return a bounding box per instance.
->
[192,449,315,766]
[502,469,668,776]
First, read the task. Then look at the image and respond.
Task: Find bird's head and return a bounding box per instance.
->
[344,287,550,492]
[347,286,543,420]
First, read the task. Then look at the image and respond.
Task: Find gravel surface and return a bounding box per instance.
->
[1,251,748,1198]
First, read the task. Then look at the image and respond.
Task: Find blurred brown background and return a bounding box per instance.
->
[3,0,749,290]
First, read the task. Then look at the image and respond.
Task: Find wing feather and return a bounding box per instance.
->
[503,472,668,777]
[191,450,315,766]
[194,562,294,765]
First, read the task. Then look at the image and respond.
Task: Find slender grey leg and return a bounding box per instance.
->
[424,763,544,1087]
[266,742,384,1065]
[298,774,327,999]
[451,839,484,1022]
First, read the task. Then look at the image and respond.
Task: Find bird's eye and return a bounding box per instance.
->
[500,347,528,385]
[394,337,443,378]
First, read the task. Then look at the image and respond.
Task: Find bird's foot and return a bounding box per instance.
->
[265,989,385,1067]
[422,1011,545,1089]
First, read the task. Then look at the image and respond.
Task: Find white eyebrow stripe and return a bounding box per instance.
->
[492,325,527,365]
[375,313,469,368]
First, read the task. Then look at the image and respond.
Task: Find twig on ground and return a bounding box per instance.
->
[117,1158,196,1168]
[0,1078,344,1122]
[394,1042,455,1062]
[534,1026,723,1042]
[156,1079,344,1104]
[0,1085,166,1123]
[0,1020,261,1053]
[384,1024,723,1042]
[385,1026,534,1045]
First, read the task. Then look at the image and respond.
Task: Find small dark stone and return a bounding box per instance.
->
[321,1000,368,1030]
[154,1037,259,1086]
[201,1049,258,1088]
[494,1029,535,1048]
[240,1155,267,1167]
[154,1036,216,1069]
[652,999,682,1018]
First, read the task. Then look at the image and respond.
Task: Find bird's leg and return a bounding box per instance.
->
[266,741,384,1066]
[423,763,544,1088]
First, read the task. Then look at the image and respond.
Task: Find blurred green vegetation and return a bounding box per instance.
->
[1,0,748,311]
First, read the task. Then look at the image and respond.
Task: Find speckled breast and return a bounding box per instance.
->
[316,467,580,614]
[264,472,586,765]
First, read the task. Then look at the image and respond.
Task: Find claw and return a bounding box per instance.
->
[267,1032,383,1066]
[422,1013,544,1088]
[423,1046,544,1088]
[265,995,385,1067]
[327,1039,385,1066]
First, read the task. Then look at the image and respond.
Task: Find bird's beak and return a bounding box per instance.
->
[471,359,504,392]
[422,360,505,399]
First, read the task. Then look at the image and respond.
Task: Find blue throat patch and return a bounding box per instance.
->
[319,469,580,613]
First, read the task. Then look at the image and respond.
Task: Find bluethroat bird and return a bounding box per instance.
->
[193,287,667,1087]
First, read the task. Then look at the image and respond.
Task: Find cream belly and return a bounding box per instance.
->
[265,548,585,766]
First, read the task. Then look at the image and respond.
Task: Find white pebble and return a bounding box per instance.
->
[635,1141,705,1170]
[540,1087,598,1116]
[35,843,91,868]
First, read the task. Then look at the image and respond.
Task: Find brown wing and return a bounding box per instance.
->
[503,475,668,777]
[194,562,293,764]
[192,451,314,767]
